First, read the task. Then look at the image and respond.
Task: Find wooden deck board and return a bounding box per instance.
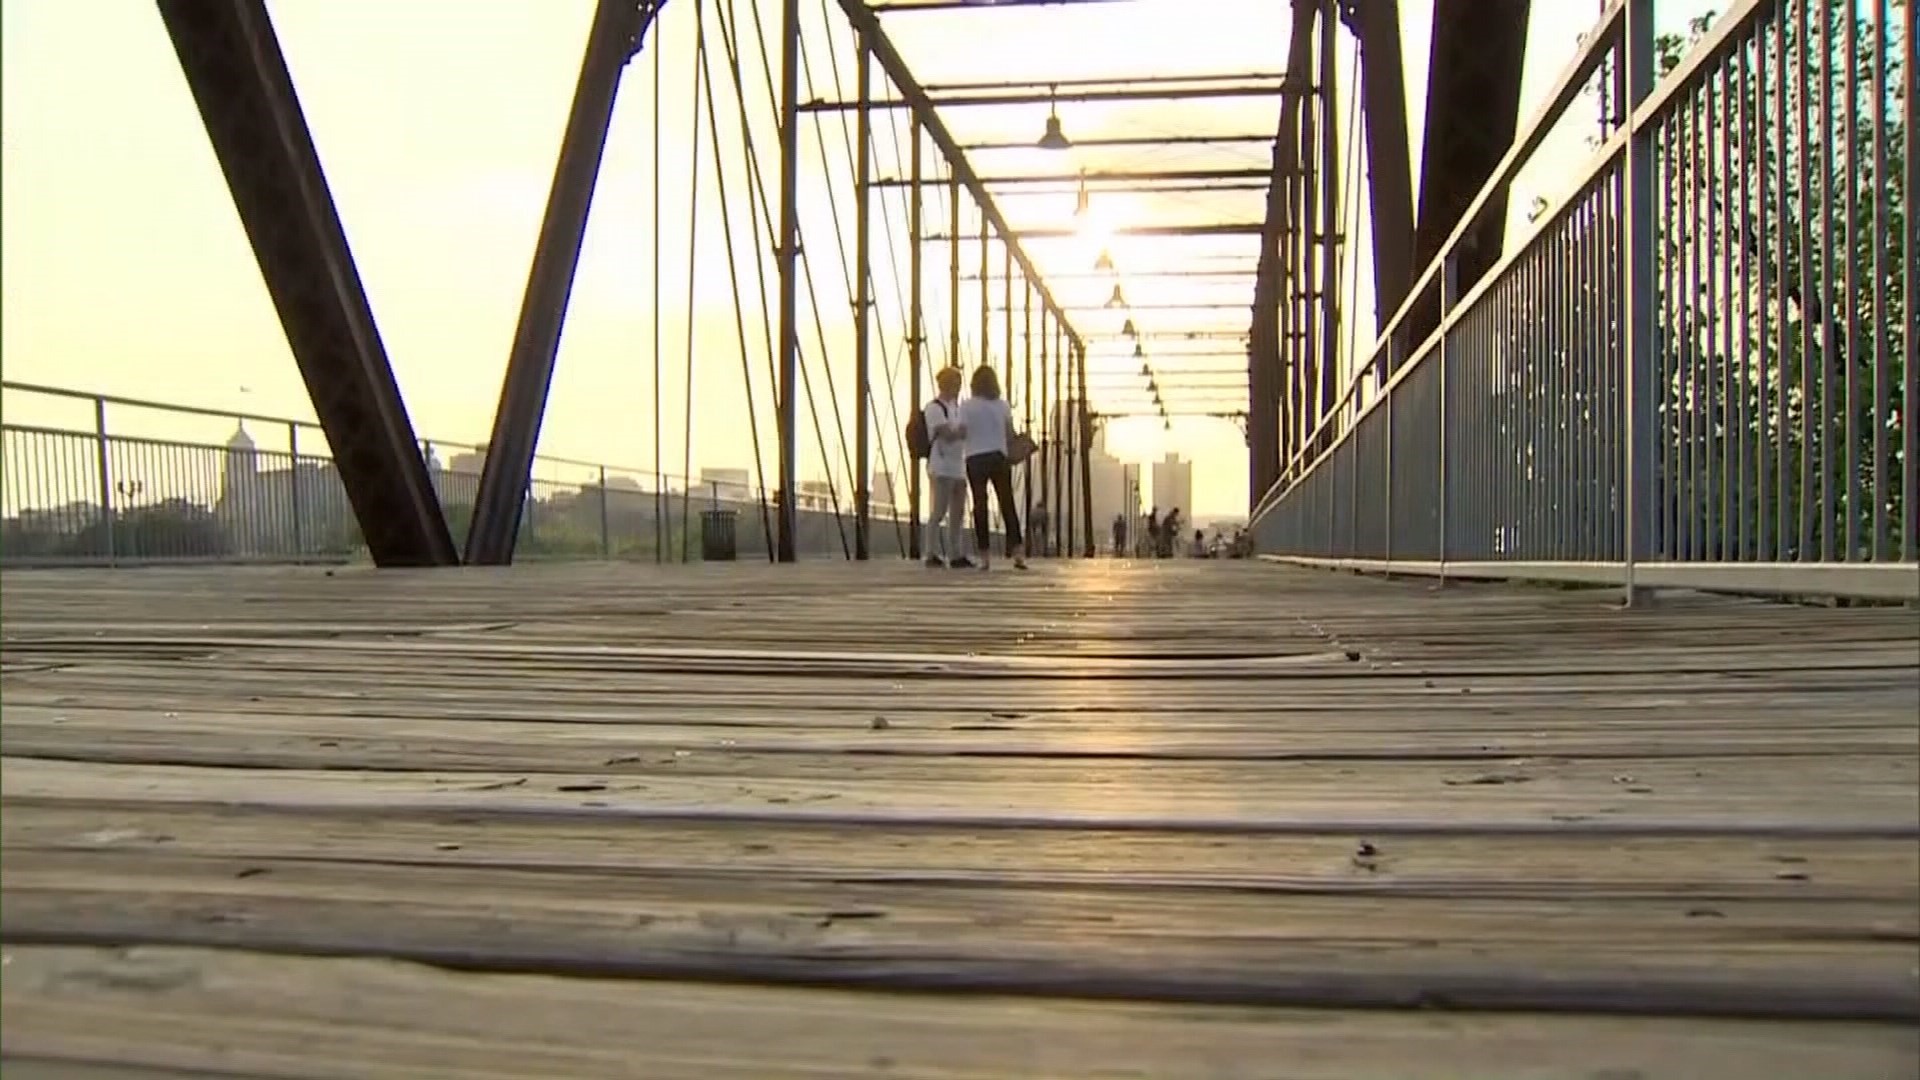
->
[2,560,1916,1076]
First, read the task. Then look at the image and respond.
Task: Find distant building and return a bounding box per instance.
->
[700,467,753,504]
[217,423,358,555]
[1152,452,1193,523]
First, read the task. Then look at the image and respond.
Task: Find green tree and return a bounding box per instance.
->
[1650,2,1909,560]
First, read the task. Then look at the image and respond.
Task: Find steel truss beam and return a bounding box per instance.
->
[873,0,1134,11]
[157,0,456,568]
[801,82,1288,111]
[467,0,665,565]
[961,132,1276,152]
[1341,0,1416,337]
[830,0,1082,350]
[1247,0,1318,511]
[873,167,1270,188]
[962,269,1254,283]
[1407,0,1530,344]
[933,223,1264,240]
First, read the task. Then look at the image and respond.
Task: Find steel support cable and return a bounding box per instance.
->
[848,73,917,553]
[680,0,707,562]
[715,0,785,515]
[793,24,868,526]
[815,1,913,553]
[738,0,853,556]
[869,107,924,551]
[652,19,665,560]
[735,0,856,547]
[699,0,777,560]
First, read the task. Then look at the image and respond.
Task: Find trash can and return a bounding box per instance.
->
[701,509,738,562]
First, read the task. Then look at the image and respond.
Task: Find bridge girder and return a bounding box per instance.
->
[157,0,456,568]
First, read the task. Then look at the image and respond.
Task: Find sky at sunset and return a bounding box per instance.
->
[2,0,1715,519]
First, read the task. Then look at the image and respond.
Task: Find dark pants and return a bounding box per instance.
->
[966,451,1023,550]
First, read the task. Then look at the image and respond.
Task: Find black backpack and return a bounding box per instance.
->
[906,400,947,459]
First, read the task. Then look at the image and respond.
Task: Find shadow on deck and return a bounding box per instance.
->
[1,560,1916,1078]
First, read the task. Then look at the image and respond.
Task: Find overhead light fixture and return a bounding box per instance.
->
[1139,362,1151,377]
[1037,84,1072,151]
[1132,342,1144,359]
[1106,284,1126,308]
[1094,249,1114,272]
[1120,318,1136,338]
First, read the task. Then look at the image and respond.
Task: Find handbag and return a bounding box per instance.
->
[1007,431,1038,465]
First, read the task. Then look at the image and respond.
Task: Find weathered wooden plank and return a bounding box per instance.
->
[5,946,1913,1080]
[7,802,1912,901]
[6,757,1914,838]
[7,704,1916,766]
[4,848,1916,1019]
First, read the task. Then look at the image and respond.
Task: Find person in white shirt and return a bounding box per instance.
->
[960,364,1027,571]
[923,366,972,568]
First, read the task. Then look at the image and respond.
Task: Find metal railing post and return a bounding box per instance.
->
[599,465,611,558]
[1438,255,1459,583]
[289,422,303,556]
[92,396,114,565]
[1383,342,1395,573]
[1622,0,1657,605]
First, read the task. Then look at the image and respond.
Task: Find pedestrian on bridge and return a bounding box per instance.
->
[918,366,972,569]
[962,365,1027,572]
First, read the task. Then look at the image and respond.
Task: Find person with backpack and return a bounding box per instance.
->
[908,366,972,568]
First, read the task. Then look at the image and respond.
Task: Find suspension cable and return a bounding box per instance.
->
[736,0,853,556]
[699,0,777,560]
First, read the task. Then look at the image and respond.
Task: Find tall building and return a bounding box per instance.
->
[1032,402,1145,554]
[1152,452,1193,523]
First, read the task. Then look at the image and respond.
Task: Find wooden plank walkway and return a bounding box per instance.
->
[0,560,1915,1078]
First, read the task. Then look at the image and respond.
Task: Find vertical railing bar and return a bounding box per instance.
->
[1735,38,1754,563]
[1903,0,1918,564]
[1591,173,1604,560]
[1841,0,1861,562]
[1728,58,1743,557]
[92,397,114,565]
[1694,81,1713,561]
[1773,0,1792,558]
[1549,223,1564,559]
[1623,0,1657,601]
[1676,92,1693,561]
[1752,27,1774,562]
[1868,0,1890,562]
[1815,0,1837,563]
[1536,230,1550,560]
[1657,102,1676,559]
[1443,255,1451,572]
[1795,0,1816,563]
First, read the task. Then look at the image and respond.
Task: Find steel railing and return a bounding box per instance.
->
[1250,0,1917,602]
[0,381,920,566]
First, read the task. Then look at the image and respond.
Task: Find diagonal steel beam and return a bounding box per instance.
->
[156,0,455,567]
[831,0,1082,352]
[1247,0,1319,509]
[466,0,665,565]
[1342,0,1416,337]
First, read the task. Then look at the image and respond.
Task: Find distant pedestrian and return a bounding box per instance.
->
[962,365,1027,571]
